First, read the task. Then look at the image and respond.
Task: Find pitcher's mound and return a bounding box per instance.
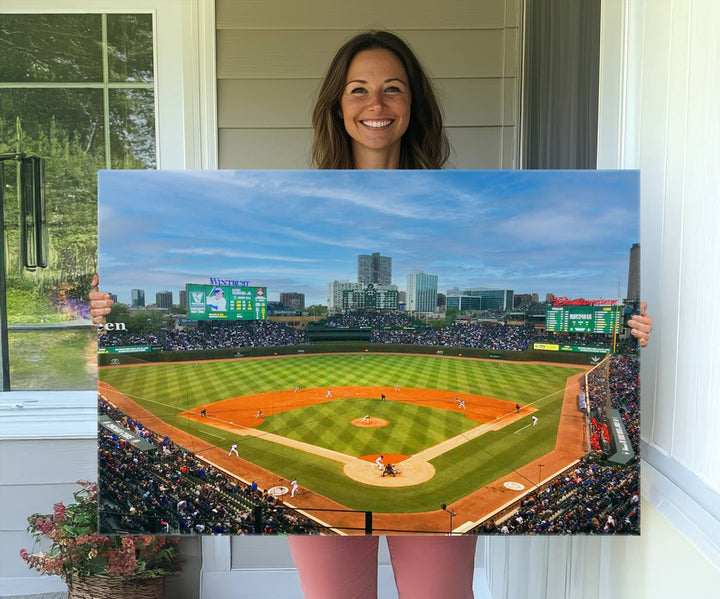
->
[351,417,389,428]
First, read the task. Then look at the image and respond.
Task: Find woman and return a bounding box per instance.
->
[90,30,653,599]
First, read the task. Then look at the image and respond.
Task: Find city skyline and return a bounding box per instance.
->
[98,170,639,308]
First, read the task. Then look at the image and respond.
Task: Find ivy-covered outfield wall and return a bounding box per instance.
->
[98,342,600,367]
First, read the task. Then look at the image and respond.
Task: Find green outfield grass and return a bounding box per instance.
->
[99,353,585,515]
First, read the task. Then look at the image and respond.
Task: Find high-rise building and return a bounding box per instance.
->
[358,252,392,285]
[445,294,481,311]
[280,292,305,311]
[156,291,173,309]
[627,243,640,300]
[407,271,438,313]
[131,289,145,308]
[108,293,118,304]
[179,290,187,309]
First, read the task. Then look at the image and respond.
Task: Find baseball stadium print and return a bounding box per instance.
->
[97,170,641,536]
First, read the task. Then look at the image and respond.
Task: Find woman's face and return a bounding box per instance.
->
[340,49,411,165]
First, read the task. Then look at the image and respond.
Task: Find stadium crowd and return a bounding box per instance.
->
[476,352,640,535]
[98,310,630,356]
[607,355,641,452]
[477,457,639,535]
[98,398,321,535]
[312,310,422,329]
[372,322,535,351]
[99,320,308,350]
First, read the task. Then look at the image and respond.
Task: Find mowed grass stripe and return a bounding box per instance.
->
[99,354,584,514]
[257,398,477,456]
[216,407,559,514]
[100,354,582,411]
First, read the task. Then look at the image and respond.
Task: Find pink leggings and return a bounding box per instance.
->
[288,536,477,599]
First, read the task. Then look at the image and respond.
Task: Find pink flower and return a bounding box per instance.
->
[106,547,137,576]
[53,502,66,522]
[34,518,54,535]
[121,536,135,549]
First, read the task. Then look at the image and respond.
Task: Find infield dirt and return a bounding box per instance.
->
[99,363,587,534]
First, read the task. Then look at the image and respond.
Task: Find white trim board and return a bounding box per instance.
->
[642,449,720,568]
[0,392,96,440]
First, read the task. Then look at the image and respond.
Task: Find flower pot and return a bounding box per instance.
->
[67,575,165,599]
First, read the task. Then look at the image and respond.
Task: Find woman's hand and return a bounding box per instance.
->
[627,301,652,348]
[89,274,113,324]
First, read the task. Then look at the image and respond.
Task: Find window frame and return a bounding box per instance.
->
[1,0,218,171]
[0,0,216,431]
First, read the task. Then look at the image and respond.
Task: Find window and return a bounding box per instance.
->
[0,13,156,390]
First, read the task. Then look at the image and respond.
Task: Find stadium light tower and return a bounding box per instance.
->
[440,502,456,535]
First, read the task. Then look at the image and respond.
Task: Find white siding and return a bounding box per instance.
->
[485,0,720,597]
[0,438,97,594]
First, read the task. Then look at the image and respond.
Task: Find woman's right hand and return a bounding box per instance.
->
[89,274,113,324]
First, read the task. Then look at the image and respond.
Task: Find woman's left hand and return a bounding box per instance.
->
[627,301,653,347]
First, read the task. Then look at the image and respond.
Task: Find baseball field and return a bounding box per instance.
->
[99,352,588,531]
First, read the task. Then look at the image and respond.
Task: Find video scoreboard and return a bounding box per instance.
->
[545,305,620,334]
[187,284,267,321]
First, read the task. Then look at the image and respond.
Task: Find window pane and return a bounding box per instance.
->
[1,88,103,273]
[2,88,102,390]
[0,89,106,163]
[8,329,97,390]
[107,14,154,83]
[1,11,156,390]
[110,89,156,169]
[0,14,103,82]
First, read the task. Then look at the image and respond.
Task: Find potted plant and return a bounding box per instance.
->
[20,481,182,599]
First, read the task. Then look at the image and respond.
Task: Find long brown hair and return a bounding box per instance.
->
[311,31,449,170]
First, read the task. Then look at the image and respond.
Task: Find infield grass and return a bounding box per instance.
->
[258,397,478,456]
[99,353,584,515]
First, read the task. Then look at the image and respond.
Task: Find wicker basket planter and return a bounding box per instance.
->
[67,575,165,599]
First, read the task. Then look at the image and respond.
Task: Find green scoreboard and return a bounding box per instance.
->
[187,284,267,321]
[545,305,620,334]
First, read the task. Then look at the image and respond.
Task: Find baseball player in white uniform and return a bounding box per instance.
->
[228,444,239,457]
[326,389,333,398]
[290,478,299,498]
[532,415,538,426]
[375,455,384,471]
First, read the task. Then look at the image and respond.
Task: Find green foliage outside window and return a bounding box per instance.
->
[0,13,155,389]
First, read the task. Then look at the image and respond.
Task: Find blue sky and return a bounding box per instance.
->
[98,170,639,307]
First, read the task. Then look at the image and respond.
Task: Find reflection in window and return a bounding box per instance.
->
[0,13,156,390]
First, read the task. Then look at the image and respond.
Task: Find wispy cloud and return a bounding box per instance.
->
[99,170,639,305]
